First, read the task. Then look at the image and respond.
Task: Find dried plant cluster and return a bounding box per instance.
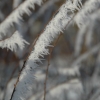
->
[0,0,100,100]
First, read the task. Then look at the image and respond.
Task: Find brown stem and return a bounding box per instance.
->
[43,33,62,100]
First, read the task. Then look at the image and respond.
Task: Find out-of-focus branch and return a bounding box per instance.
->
[72,43,100,66]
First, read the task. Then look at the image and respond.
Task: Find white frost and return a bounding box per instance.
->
[11,0,82,100]
[0,31,29,52]
[74,0,100,28]
[0,0,43,39]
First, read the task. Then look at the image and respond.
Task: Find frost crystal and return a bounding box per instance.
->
[0,0,43,38]
[11,0,82,100]
[75,0,100,28]
[0,31,29,52]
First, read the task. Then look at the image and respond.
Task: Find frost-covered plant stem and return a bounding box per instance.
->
[10,0,82,100]
[75,0,100,28]
[74,0,100,56]
[0,31,29,52]
[0,0,43,51]
[0,0,43,39]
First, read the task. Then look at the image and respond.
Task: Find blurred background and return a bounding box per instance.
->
[0,0,100,100]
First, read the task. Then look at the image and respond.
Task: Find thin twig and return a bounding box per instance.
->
[43,33,62,100]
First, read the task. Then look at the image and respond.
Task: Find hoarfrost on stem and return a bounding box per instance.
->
[11,0,82,100]
[0,31,29,52]
[0,0,43,39]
